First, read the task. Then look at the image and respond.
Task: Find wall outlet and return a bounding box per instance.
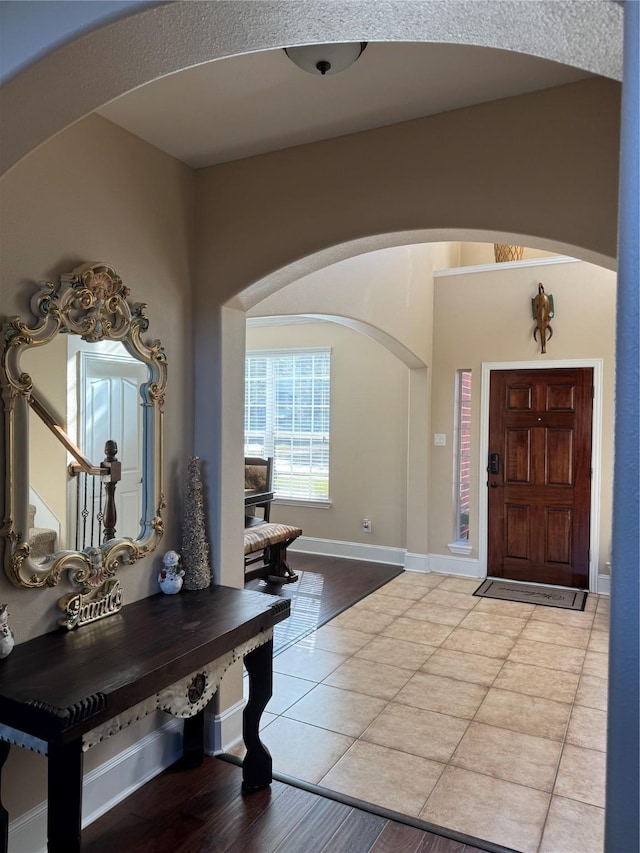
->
[362,518,372,533]
[434,433,447,446]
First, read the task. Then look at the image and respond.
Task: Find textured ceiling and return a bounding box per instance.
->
[98,41,591,168]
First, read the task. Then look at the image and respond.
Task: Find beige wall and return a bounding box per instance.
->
[430,260,615,572]
[0,114,194,823]
[249,243,458,367]
[197,77,619,313]
[0,113,195,639]
[246,322,409,548]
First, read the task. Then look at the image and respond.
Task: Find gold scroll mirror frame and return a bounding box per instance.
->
[1,262,167,627]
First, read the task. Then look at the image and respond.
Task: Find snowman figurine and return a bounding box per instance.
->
[158,550,184,595]
[0,604,15,659]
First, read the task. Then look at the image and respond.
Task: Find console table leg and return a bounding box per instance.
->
[242,638,273,791]
[0,740,10,853]
[182,709,205,768]
[48,739,83,853]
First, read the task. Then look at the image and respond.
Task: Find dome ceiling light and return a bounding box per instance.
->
[284,42,367,76]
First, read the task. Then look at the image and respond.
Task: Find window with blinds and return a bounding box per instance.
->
[245,349,330,501]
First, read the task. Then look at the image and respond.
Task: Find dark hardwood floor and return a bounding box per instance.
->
[82,754,487,853]
[246,552,403,654]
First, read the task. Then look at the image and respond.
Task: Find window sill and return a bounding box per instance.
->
[448,541,473,556]
[273,498,332,510]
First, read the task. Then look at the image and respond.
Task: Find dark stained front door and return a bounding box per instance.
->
[487,368,593,589]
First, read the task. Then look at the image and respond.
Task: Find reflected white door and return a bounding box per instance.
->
[81,352,147,541]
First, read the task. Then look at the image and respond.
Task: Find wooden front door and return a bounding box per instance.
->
[487,368,593,589]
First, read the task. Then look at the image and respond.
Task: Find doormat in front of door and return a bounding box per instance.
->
[474,578,587,611]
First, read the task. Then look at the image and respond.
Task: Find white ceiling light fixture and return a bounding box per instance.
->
[284,42,367,76]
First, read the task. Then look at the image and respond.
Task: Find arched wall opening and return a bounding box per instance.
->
[1,1,622,175]
[225,239,616,599]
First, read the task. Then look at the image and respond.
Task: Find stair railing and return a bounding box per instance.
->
[28,392,122,547]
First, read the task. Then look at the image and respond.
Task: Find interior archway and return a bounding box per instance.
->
[1,2,622,174]
[235,239,615,589]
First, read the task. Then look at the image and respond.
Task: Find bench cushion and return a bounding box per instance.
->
[243,522,302,555]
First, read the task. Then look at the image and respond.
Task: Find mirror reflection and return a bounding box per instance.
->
[22,338,148,559]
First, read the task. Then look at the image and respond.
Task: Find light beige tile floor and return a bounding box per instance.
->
[231,571,608,853]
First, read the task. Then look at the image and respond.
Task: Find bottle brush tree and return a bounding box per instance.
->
[181,456,212,590]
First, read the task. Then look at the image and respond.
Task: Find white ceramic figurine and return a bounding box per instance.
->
[0,603,15,659]
[158,550,185,595]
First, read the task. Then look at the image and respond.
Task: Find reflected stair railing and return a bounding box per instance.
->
[28,392,121,548]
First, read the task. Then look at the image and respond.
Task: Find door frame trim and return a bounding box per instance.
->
[478,359,603,592]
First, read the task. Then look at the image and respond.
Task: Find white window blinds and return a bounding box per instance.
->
[245,349,330,501]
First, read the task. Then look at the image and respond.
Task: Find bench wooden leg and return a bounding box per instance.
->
[266,540,299,584]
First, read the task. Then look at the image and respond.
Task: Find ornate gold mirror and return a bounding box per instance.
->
[1,262,166,628]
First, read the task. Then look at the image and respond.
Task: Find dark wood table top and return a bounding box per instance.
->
[0,585,289,743]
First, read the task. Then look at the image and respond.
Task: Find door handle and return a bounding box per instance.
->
[490,481,499,488]
[489,453,500,474]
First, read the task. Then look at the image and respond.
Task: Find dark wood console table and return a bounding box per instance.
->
[0,585,289,853]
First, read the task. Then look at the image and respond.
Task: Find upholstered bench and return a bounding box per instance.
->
[244,522,302,584]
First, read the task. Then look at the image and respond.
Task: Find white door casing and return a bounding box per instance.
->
[478,358,603,592]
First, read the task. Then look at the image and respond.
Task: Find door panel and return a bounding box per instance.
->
[546,430,573,485]
[506,429,531,482]
[507,385,533,410]
[546,384,575,411]
[545,508,572,564]
[506,504,530,559]
[488,368,592,588]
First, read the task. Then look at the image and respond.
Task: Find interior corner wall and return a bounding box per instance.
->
[0,112,195,825]
[429,260,615,573]
[406,366,430,560]
[204,305,246,589]
[245,322,409,549]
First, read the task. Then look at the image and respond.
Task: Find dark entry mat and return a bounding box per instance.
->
[474,578,587,611]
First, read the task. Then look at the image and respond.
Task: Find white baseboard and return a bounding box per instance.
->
[404,552,430,573]
[290,540,480,579]
[428,553,482,578]
[9,718,183,853]
[597,573,611,596]
[290,536,405,566]
[206,698,245,755]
